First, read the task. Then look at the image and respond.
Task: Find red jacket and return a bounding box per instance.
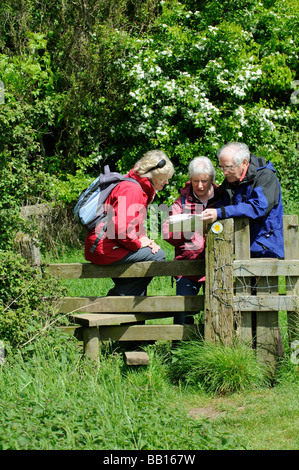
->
[163,181,220,282]
[84,169,156,264]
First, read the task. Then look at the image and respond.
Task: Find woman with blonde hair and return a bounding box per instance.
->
[85,149,174,296]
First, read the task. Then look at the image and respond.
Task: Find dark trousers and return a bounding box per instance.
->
[174,277,202,325]
[108,247,166,296]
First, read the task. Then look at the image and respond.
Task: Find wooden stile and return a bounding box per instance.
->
[16,204,298,364]
[43,216,299,363]
[60,295,203,314]
[98,324,199,342]
[46,259,205,279]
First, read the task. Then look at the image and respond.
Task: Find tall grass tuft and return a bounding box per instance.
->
[168,339,270,395]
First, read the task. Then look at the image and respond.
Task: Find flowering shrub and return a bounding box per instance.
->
[106,1,298,208]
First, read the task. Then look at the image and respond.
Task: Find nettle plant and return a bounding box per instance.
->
[0,250,66,351]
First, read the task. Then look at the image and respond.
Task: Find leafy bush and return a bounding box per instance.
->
[0,34,62,248]
[0,157,60,250]
[0,251,66,350]
[0,0,298,249]
[168,339,269,395]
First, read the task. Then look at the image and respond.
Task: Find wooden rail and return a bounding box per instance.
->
[46,215,298,364]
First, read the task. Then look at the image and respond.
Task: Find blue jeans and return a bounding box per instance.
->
[109,246,166,296]
[174,277,202,325]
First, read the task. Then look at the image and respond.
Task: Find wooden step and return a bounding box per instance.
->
[71,312,174,327]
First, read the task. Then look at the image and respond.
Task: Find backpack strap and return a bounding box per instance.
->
[256,156,267,169]
[90,220,108,253]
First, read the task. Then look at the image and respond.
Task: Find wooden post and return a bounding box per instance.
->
[17,204,51,266]
[255,276,280,365]
[234,218,252,343]
[83,327,99,361]
[15,232,41,266]
[204,219,234,344]
[283,215,299,345]
[254,215,298,365]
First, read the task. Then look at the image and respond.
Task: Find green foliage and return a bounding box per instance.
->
[0,30,63,246]
[0,156,60,249]
[0,251,66,349]
[168,339,270,395]
[0,0,298,246]
[53,171,95,204]
[0,0,297,334]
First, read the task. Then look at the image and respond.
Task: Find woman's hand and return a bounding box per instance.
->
[139,237,161,253]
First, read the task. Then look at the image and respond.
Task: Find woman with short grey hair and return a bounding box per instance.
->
[163,156,220,325]
[189,156,216,181]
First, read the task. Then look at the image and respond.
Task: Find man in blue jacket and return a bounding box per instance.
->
[201,142,284,258]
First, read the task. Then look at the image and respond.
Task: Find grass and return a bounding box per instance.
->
[213,382,299,450]
[182,382,299,451]
[0,337,242,450]
[0,334,298,450]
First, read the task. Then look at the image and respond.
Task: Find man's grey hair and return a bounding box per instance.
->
[188,156,216,181]
[217,142,250,165]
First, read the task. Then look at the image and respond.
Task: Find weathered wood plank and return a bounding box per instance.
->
[233,295,298,312]
[234,217,251,260]
[70,295,298,328]
[98,324,199,341]
[45,259,205,279]
[233,259,299,277]
[46,258,299,279]
[20,203,51,218]
[60,295,204,314]
[283,214,299,345]
[71,312,175,327]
